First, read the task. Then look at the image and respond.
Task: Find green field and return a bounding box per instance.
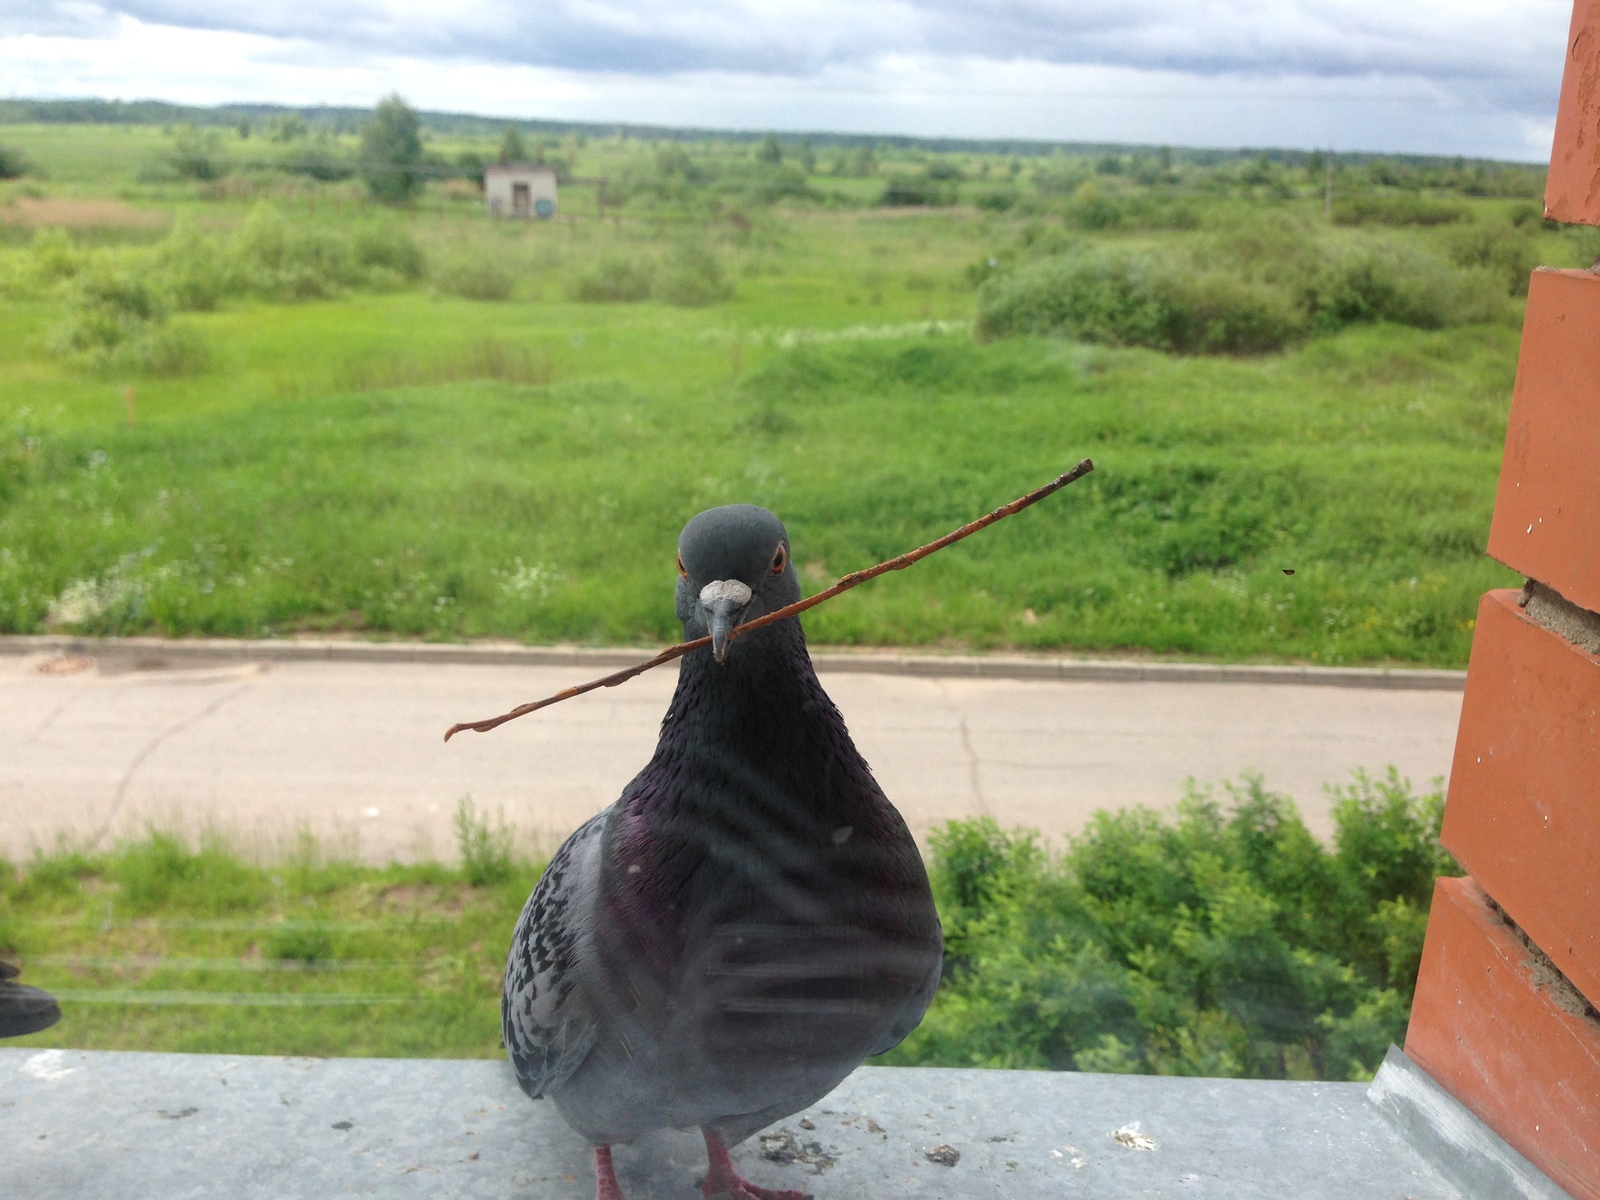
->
[6,115,1595,664]
[1,110,1534,1079]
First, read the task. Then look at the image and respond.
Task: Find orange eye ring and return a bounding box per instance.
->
[676,553,688,581]
[771,545,787,575]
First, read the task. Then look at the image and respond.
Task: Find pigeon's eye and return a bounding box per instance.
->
[771,545,787,575]
[676,554,689,581]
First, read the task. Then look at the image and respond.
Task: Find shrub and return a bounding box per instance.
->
[0,227,84,297]
[655,242,733,307]
[48,263,210,376]
[224,207,421,300]
[974,189,1018,212]
[1306,240,1504,331]
[154,221,231,311]
[1332,194,1467,227]
[1064,181,1122,230]
[978,229,1507,354]
[888,770,1456,1081]
[976,246,1305,354]
[433,253,514,301]
[0,144,30,180]
[1441,221,1541,296]
[880,175,954,207]
[569,256,653,303]
[350,220,426,284]
[232,206,353,299]
[167,125,221,181]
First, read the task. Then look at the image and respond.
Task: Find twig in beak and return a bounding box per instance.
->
[445,457,1094,740]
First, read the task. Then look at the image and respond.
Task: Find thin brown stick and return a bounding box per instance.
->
[444,457,1094,741]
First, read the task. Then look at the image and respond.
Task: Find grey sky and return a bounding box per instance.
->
[0,1,1574,159]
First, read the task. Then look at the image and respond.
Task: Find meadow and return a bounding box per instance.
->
[0,106,1521,1080]
[4,110,1594,665]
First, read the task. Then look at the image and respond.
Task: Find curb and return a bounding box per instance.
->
[0,635,1467,692]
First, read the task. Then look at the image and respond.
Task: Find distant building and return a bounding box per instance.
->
[485,163,557,219]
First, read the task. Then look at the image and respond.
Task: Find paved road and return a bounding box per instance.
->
[1,648,1463,863]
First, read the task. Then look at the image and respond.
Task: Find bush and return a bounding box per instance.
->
[976,246,1306,354]
[232,206,353,299]
[166,125,221,181]
[569,256,653,303]
[1306,240,1504,331]
[655,241,733,307]
[1441,221,1540,296]
[1333,194,1467,227]
[887,770,1456,1080]
[974,189,1018,212]
[432,253,514,301]
[47,263,210,376]
[228,207,423,300]
[977,230,1508,354]
[0,227,84,297]
[350,220,426,284]
[0,144,30,179]
[154,221,231,311]
[880,174,954,206]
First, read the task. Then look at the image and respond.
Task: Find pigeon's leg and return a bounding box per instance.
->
[700,1129,810,1200]
[593,1146,627,1200]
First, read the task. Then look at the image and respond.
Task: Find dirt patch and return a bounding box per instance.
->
[0,197,170,231]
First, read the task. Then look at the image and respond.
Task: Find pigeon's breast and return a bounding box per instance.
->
[596,760,940,1086]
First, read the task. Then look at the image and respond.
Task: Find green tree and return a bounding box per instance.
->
[361,93,424,204]
[755,133,783,164]
[499,124,528,164]
[797,137,816,174]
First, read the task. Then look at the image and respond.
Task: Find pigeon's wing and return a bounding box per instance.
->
[868,939,943,1059]
[502,812,606,1099]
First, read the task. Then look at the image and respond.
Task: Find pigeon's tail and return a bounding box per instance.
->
[0,961,62,1039]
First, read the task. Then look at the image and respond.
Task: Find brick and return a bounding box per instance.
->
[1486,269,1600,610]
[1548,0,1600,224]
[1443,589,1600,1008]
[1406,876,1600,1199]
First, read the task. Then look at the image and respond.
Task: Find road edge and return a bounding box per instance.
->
[0,634,1467,691]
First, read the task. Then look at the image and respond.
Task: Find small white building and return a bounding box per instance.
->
[485,163,557,219]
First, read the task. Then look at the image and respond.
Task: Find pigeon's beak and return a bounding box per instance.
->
[698,579,754,664]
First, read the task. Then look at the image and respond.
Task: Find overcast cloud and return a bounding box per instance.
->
[0,1,1574,159]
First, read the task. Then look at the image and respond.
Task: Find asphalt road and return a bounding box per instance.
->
[1,648,1464,863]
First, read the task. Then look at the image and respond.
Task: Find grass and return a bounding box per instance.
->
[3,771,1453,1082]
[2,122,1589,665]
[1,809,535,1058]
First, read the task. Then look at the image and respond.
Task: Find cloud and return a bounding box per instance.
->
[0,1,1574,158]
[18,0,1570,98]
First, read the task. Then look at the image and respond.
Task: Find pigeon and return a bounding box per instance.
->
[503,504,943,1200]
[0,960,61,1039]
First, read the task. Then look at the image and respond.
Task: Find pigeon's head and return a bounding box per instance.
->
[674,504,801,664]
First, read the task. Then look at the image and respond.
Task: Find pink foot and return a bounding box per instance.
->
[701,1129,812,1200]
[593,1145,627,1200]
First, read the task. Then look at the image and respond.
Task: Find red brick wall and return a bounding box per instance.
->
[1404,4,1600,1193]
